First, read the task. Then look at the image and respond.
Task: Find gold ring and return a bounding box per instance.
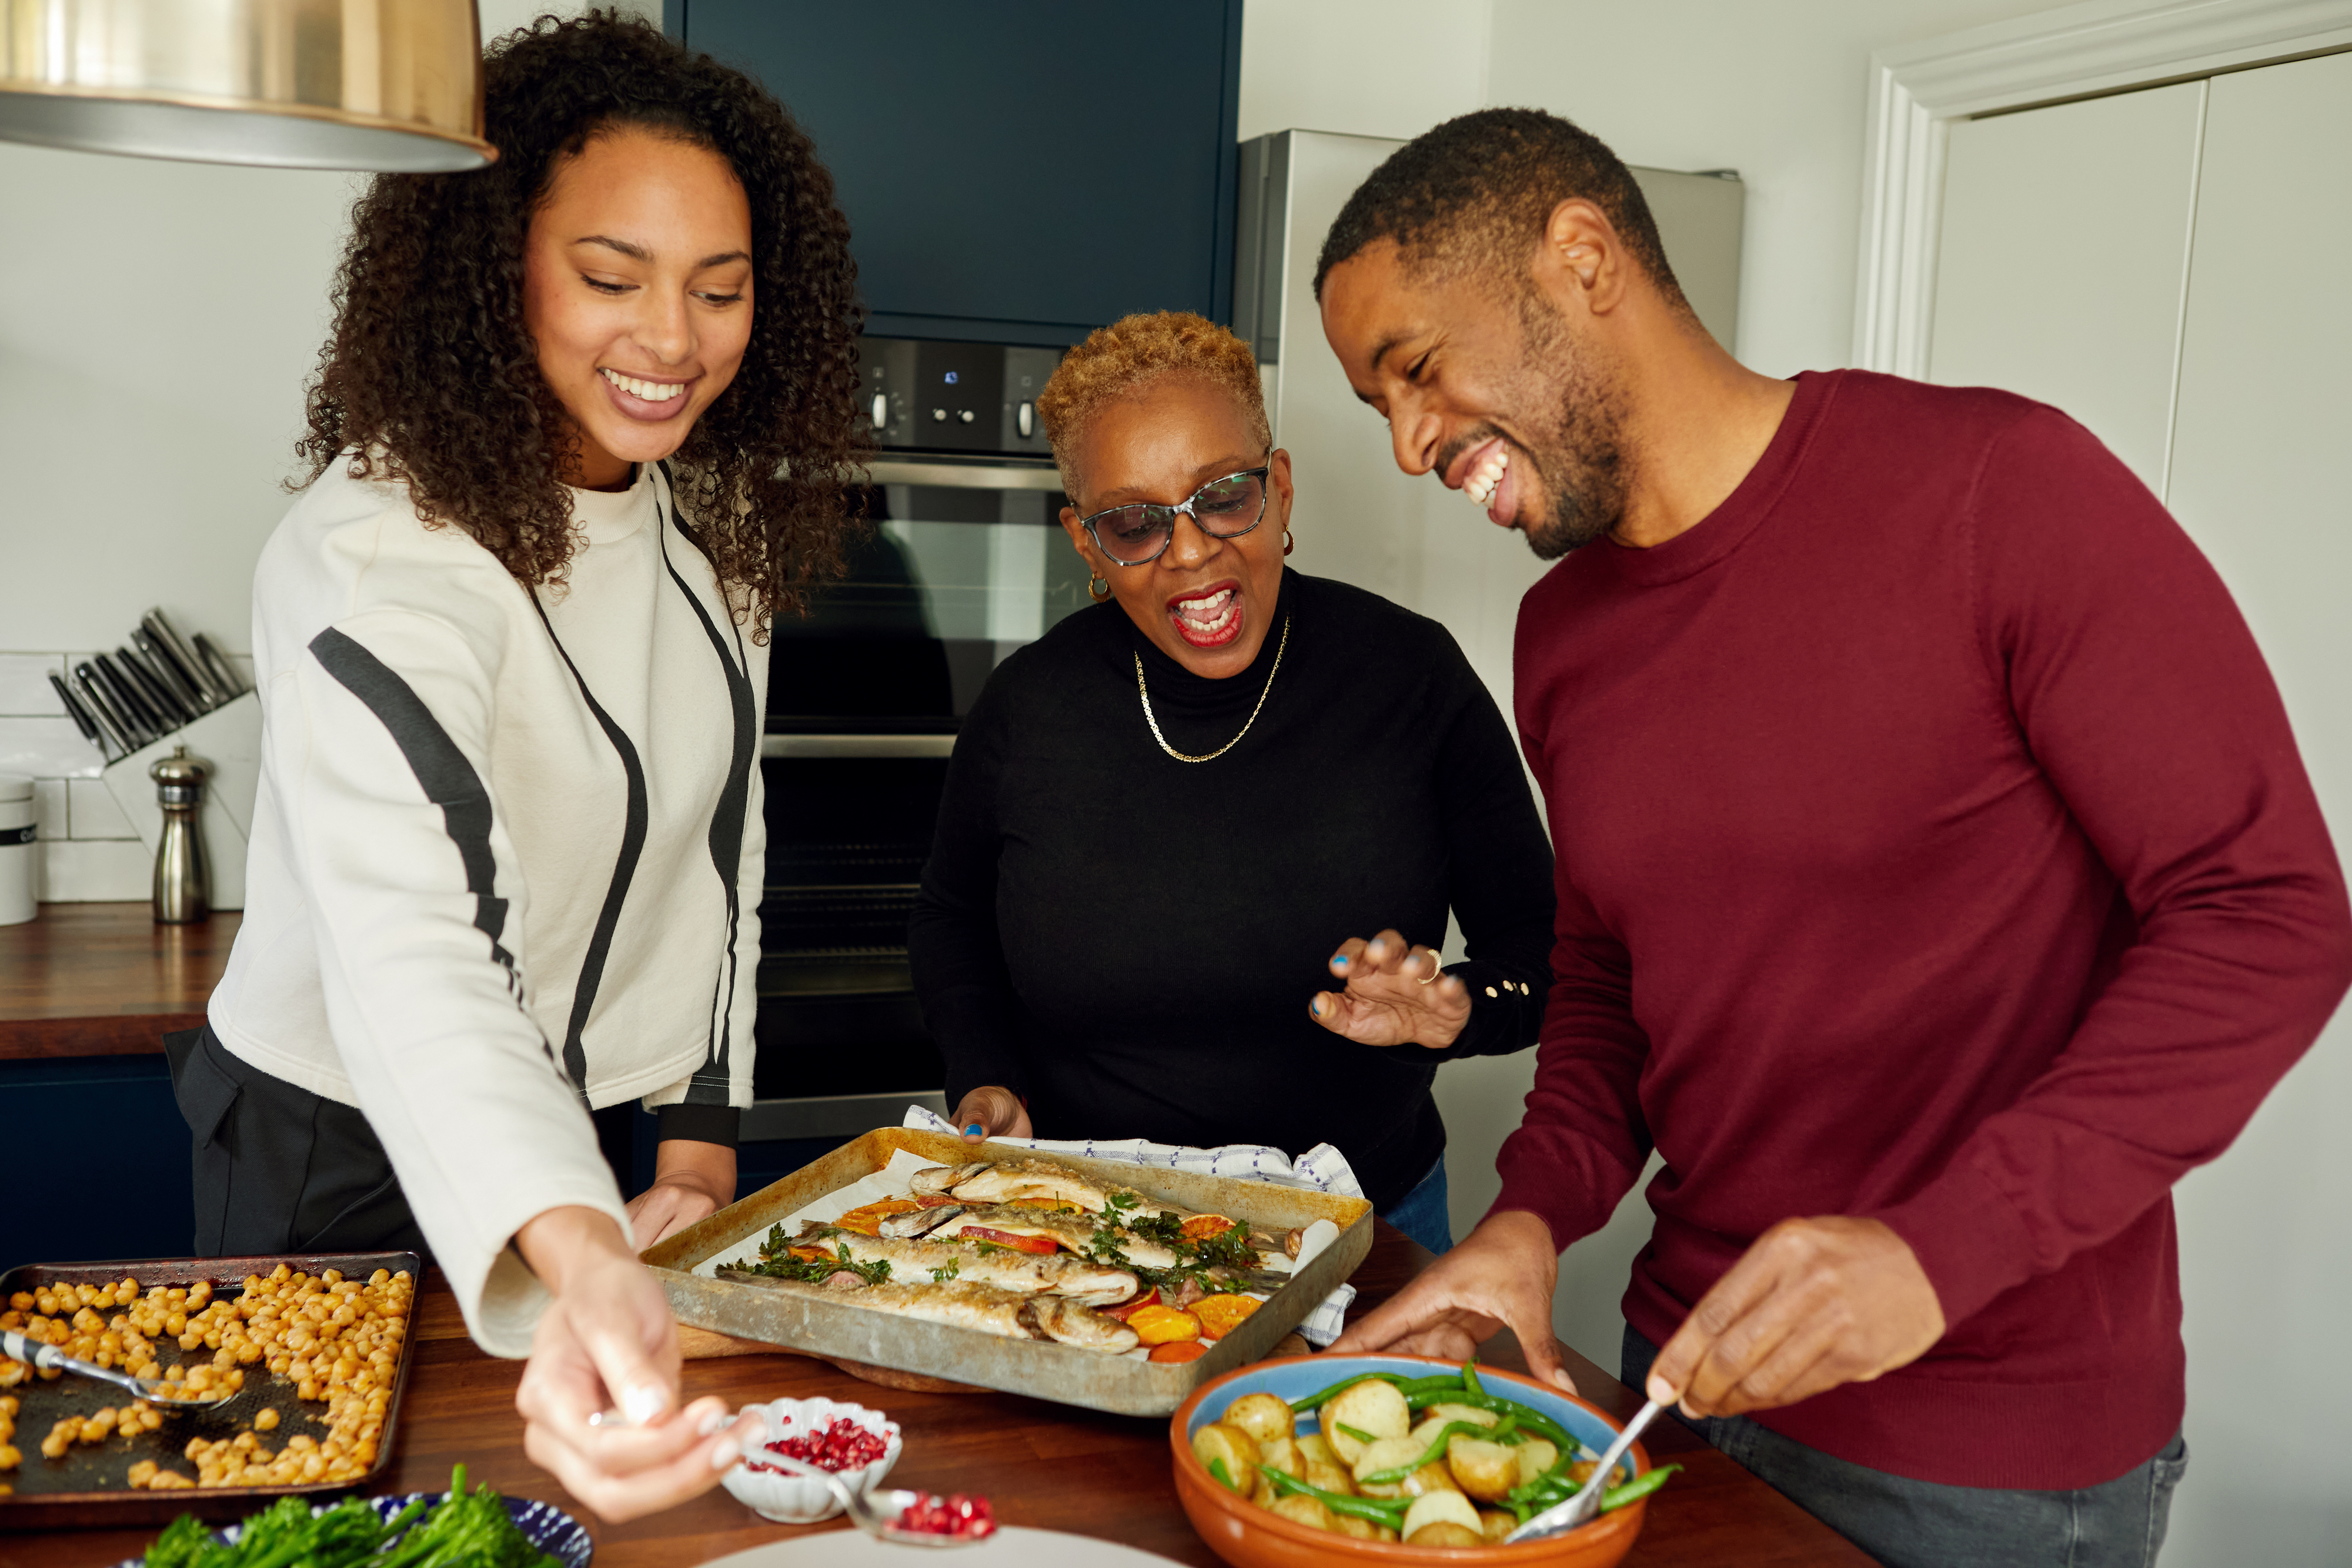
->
[1416,951,1440,985]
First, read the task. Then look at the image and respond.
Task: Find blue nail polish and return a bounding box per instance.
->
[1308,999,1322,1017]
[1332,955,1349,968]
[964,1122,984,1136]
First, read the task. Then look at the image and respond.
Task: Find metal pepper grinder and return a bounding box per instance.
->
[151,745,211,924]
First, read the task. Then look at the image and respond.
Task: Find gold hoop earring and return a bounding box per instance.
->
[1282,529,1295,557]
[1088,573,1112,603]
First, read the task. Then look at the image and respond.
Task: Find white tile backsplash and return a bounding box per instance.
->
[9,646,258,898]
[0,653,67,716]
[67,778,135,839]
[38,837,151,901]
[33,778,66,840]
[0,714,107,780]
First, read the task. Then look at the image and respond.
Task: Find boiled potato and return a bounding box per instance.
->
[1294,1432,1339,1467]
[1424,1402,1500,1430]
[1479,1508,1517,1542]
[1250,1437,1304,1505]
[1401,1489,1485,1542]
[1408,1522,1486,1548]
[1224,1392,1294,1445]
[1351,1435,1426,1486]
[1446,1435,1522,1502]
[1329,1514,1387,1540]
[1304,1459,1357,1496]
[1514,1436,1560,1486]
[1322,1379,1411,1465]
[1266,1493,1337,1532]
[1363,1462,1458,1500]
[1191,1422,1259,1491]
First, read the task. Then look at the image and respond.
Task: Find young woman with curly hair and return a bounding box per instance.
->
[168,11,865,1514]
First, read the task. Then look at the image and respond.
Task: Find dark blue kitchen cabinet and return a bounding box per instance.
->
[678,1,1242,346]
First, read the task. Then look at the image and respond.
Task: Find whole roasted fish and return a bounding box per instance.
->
[799,1225,1141,1305]
[720,1272,1035,1340]
[910,1156,1110,1213]
[929,1203,1185,1271]
[718,1271,1140,1354]
[1021,1296,1140,1353]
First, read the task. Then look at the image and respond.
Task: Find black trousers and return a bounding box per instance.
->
[165,1025,640,1260]
[165,1024,431,1258]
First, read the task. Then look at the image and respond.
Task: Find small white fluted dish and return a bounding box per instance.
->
[720,1396,904,1524]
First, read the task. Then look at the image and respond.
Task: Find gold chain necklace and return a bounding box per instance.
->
[1134,616,1291,764]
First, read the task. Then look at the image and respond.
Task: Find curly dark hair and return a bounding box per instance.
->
[295,8,867,635]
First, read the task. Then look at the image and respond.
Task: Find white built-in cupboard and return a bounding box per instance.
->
[1926,47,2350,1568]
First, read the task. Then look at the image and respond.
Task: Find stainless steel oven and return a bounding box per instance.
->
[747,337,1081,1164]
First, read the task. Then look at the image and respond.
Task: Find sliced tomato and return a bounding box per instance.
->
[1103,1289,1161,1321]
[1148,1340,1209,1363]
[958,1226,1060,1255]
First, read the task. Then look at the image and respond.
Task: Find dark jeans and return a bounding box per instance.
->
[165,1024,429,1258]
[1623,1326,2187,1568]
[1378,1158,1453,1255]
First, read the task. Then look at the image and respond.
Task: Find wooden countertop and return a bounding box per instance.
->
[9,1223,1872,1568]
[0,902,236,1059]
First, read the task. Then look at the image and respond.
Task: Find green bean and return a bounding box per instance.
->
[1286,1372,1407,1413]
[1461,1360,1486,1399]
[1358,1415,1521,1484]
[1208,1456,1241,1495]
[1407,1388,1579,1456]
[1599,1463,1681,1512]
[1257,1466,1411,1527]
[1334,1421,1380,1445]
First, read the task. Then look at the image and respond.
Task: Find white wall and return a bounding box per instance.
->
[0,0,654,898]
[1237,0,1491,145]
[1485,0,2066,376]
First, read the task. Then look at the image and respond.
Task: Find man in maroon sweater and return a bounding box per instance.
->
[1314,109,2351,1566]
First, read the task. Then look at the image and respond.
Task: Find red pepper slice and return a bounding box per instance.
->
[958,1226,1060,1255]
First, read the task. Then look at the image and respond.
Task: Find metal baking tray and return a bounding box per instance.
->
[644,1128,1372,1416]
[0,1251,422,1530]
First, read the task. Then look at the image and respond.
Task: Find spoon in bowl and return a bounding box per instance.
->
[1,1329,252,1415]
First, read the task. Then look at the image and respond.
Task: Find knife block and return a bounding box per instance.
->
[100,693,261,912]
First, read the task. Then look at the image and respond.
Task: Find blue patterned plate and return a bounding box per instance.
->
[111,1490,593,1568]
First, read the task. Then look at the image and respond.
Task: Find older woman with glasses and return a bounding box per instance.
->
[907,312,1554,1253]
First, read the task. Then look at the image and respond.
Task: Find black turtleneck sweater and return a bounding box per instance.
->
[908,570,1555,1209]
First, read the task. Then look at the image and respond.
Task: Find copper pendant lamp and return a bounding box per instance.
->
[0,0,493,170]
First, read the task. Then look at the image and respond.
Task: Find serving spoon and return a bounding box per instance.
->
[761,1453,988,1548]
[1,1329,251,1414]
[1503,1397,1665,1543]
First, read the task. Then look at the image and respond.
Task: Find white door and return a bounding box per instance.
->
[1928,81,2205,493]
[1924,48,2352,1566]
[2156,49,2352,1568]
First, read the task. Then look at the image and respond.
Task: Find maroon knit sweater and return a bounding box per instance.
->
[1495,370,2351,1489]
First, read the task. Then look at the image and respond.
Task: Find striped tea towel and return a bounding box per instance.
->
[900,1104,1359,1345]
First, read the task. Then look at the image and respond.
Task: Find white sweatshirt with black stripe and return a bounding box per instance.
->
[208,460,766,1354]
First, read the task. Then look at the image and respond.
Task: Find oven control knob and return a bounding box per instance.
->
[1017,401,1035,439]
[958,409,975,423]
[871,392,889,429]
[931,407,947,422]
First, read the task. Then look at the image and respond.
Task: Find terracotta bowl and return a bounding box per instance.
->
[1171,1354,1652,1568]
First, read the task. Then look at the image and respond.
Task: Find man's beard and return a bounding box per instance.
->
[1510,294,1631,560]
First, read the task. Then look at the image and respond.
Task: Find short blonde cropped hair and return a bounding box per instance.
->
[1036,311,1272,501]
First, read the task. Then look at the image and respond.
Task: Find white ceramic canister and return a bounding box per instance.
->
[0,774,36,925]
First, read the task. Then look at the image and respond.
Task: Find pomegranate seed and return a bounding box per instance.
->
[896,1492,997,1538]
[740,1417,891,1473]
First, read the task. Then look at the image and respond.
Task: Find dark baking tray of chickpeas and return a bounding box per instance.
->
[0,1251,422,1529]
